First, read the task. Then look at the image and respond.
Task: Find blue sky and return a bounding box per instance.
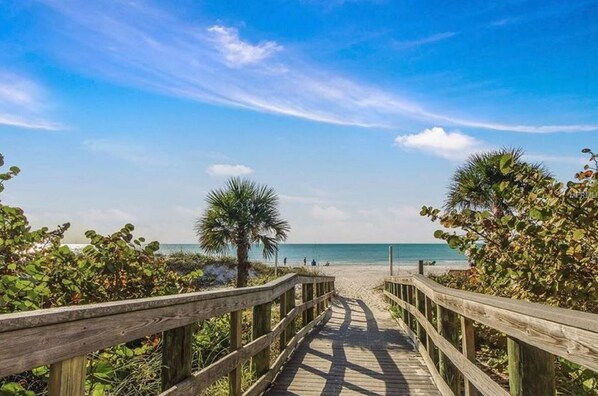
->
[0,0,596,243]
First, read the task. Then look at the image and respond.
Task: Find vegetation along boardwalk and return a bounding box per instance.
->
[2,268,598,395]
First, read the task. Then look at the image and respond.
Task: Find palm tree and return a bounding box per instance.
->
[445,148,549,216]
[196,178,290,287]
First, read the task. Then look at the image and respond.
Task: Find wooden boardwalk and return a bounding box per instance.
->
[266,296,440,395]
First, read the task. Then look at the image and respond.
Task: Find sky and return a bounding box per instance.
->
[0,0,597,243]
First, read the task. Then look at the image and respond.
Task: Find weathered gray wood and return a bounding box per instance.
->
[425,296,437,366]
[0,274,334,379]
[48,355,86,396]
[437,304,460,394]
[161,323,195,391]
[286,287,296,343]
[386,275,598,372]
[304,283,314,324]
[252,302,272,377]
[461,316,478,396]
[160,306,302,396]
[418,259,424,275]
[415,288,425,343]
[385,291,507,396]
[0,273,301,332]
[508,337,555,396]
[247,309,330,396]
[229,310,243,396]
[279,291,288,348]
[266,296,440,396]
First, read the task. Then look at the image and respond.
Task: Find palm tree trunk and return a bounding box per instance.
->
[236,244,249,288]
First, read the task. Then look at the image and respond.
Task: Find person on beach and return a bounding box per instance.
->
[283,257,287,266]
[303,257,307,266]
[311,259,316,266]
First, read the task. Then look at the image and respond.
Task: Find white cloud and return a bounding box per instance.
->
[0,71,62,130]
[395,127,485,160]
[206,164,254,177]
[34,1,598,133]
[310,205,350,221]
[208,25,282,68]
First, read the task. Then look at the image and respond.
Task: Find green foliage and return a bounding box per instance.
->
[444,148,550,215]
[196,177,290,287]
[423,148,598,311]
[425,148,598,395]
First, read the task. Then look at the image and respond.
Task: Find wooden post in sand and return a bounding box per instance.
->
[274,250,278,277]
[389,245,394,276]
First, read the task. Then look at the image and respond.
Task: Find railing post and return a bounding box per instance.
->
[415,289,426,343]
[400,284,411,328]
[507,337,555,396]
[229,311,242,395]
[48,355,86,396]
[408,286,416,332]
[286,286,296,342]
[424,296,437,365]
[303,282,314,324]
[252,302,272,377]
[461,316,478,396]
[437,305,460,394]
[161,324,194,391]
[317,282,324,314]
[280,290,288,348]
[418,259,424,275]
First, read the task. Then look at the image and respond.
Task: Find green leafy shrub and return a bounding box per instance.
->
[423,148,598,395]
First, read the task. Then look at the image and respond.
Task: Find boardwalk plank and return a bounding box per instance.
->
[266,296,440,396]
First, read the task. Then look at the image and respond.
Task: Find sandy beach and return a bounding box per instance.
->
[314,263,464,312]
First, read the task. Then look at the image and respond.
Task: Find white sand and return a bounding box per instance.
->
[315,264,465,311]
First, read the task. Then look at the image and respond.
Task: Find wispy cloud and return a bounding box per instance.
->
[310,205,350,221]
[395,127,485,160]
[393,32,456,50]
[206,164,254,177]
[34,0,598,133]
[208,25,282,68]
[0,71,62,130]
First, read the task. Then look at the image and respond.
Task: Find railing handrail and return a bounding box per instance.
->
[386,274,598,332]
[0,273,334,332]
[385,273,598,396]
[0,273,335,383]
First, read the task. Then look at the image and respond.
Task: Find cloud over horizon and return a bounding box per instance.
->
[32,0,598,133]
[395,127,485,160]
[206,164,254,177]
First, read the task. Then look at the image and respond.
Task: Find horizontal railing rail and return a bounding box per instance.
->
[384,273,598,396]
[0,273,335,396]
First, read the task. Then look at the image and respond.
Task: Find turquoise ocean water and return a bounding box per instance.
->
[159,243,468,266]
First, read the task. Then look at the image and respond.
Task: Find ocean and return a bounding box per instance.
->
[159,243,468,266]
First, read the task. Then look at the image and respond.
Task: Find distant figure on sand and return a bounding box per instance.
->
[325,261,330,266]
[303,257,307,266]
[283,257,287,266]
[311,259,316,266]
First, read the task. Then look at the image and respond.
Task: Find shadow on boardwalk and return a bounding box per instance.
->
[266,296,440,395]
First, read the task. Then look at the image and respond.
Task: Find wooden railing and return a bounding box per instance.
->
[0,273,335,396]
[384,273,598,396]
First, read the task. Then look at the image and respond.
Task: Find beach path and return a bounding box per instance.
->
[266,265,440,395]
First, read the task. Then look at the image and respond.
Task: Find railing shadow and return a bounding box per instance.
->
[267,296,412,395]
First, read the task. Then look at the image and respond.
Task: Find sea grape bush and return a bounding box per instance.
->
[421,148,598,312]
[0,154,200,395]
[0,154,197,314]
[422,148,598,394]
